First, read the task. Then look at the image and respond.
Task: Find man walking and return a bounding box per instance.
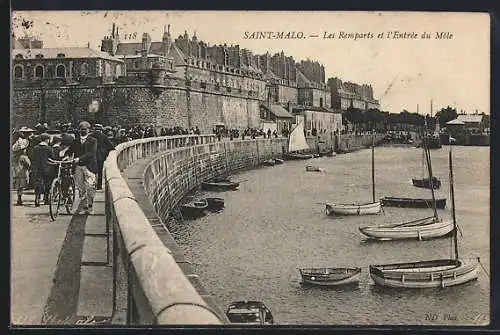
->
[32,133,54,207]
[67,121,98,215]
[90,124,115,190]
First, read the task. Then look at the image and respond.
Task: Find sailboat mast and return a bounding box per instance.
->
[372,129,375,203]
[449,145,459,260]
[423,137,439,219]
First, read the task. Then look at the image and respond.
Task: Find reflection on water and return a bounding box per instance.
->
[168,146,490,325]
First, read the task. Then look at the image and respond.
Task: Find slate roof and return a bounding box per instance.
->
[12,47,123,62]
[115,43,142,56]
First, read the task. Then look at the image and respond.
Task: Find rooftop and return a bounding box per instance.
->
[12,47,124,62]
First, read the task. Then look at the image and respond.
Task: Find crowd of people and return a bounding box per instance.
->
[11,121,115,214]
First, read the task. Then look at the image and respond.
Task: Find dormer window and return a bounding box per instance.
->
[15,54,23,60]
[57,53,66,58]
[35,54,44,59]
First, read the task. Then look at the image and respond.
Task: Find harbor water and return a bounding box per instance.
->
[167,145,490,326]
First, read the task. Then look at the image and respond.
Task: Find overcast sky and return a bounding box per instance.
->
[11,11,490,115]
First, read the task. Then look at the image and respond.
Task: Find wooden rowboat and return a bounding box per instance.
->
[206,197,224,212]
[380,196,446,209]
[180,198,208,219]
[298,267,361,286]
[225,301,274,325]
[326,201,381,216]
[201,178,240,191]
[305,165,322,172]
[412,177,441,189]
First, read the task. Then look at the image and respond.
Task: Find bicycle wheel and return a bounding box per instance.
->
[49,178,62,221]
[65,176,76,215]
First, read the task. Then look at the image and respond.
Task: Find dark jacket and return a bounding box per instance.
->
[68,135,98,173]
[32,143,54,175]
[90,131,115,162]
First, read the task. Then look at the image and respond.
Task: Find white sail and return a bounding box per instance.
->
[288,120,310,152]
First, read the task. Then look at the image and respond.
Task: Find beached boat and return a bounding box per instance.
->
[368,143,481,288]
[274,158,284,164]
[206,197,224,212]
[326,130,381,216]
[359,216,454,241]
[412,177,441,189]
[225,301,274,325]
[284,120,314,160]
[298,267,361,286]
[380,196,446,209]
[180,198,208,219]
[305,165,322,172]
[262,158,276,166]
[201,178,240,191]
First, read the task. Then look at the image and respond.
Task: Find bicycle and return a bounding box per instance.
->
[47,156,76,221]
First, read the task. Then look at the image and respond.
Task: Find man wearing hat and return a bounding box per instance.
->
[12,137,31,206]
[67,121,98,215]
[32,133,54,206]
[90,124,115,190]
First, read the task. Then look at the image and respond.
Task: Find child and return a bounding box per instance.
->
[12,137,31,206]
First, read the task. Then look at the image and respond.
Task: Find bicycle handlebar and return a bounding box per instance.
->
[48,158,76,165]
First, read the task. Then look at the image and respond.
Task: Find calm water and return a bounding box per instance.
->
[168,146,490,326]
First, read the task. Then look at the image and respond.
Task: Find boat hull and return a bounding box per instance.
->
[381,197,446,209]
[284,152,314,160]
[359,217,454,240]
[412,177,441,190]
[326,201,381,216]
[201,181,240,191]
[306,165,321,172]
[206,197,225,212]
[180,201,208,219]
[299,268,361,286]
[369,259,480,288]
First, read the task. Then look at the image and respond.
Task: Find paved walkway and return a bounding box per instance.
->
[11,189,113,326]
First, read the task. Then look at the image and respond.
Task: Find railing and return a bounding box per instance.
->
[103,134,223,325]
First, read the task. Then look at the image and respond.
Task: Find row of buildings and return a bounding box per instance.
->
[12,23,381,134]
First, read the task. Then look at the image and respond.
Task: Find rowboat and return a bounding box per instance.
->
[298,267,361,286]
[206,197,224,212]
[359,216,454,241]
[380,196,446,209]
[180,198,208,219]
[262,159,276,166]
[325,201,381,216]
[225,301,274,325]
[368,138,481,289]
[325,130,381,216]
[305,165,321,172]
[412,177,441,189]
[201,178,240,191]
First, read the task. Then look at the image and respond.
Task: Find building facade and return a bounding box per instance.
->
[327,77,380,111]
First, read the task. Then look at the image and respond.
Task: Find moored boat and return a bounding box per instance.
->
[305,165,322,172]
[206,197,224,212]
[412,177,441,189]
[298,267,361,286]
[201,178,240,191]
[180,198,208,219]
[380,196,446,209]
[325,130,381,216]
[326,201,381,216]
[262,158,276,166]
[359,216,454,241]
[225,301,274,325]
[274,158,284,164]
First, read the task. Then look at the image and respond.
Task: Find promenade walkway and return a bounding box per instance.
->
[11,189,112,326]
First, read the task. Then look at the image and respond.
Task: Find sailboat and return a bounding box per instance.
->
[368,142,480,288]
[283,119,314,160]
[359,136,454,241]
[325,130,381,216]
[412,146,441,189]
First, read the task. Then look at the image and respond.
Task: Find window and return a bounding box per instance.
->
[134,60,140,69]
[15,54,23,60]
[81,63,89,76]
[320,97,323,107]
[34,65,44,79]
[116,64,122,77]
[13,65,23,80]
[56,64,66,78]
[105,63,111,76]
